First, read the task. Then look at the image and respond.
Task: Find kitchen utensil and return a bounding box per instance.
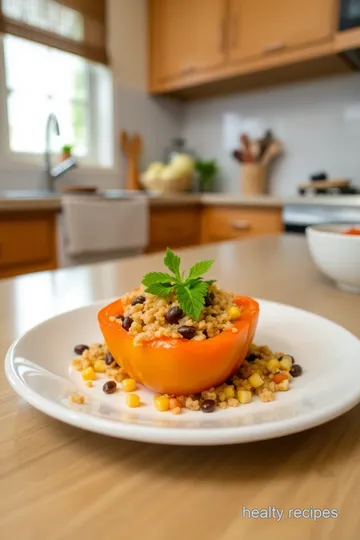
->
[232,149,244,162]
[240,133,253,163]
[261,140,282,166]
[6,298,360,444]
[120,130,143,190]
[258,129,274,160]
[249,140,261,162]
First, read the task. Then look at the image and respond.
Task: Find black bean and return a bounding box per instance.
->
[290,364,303,377]
[204,292,215,307]
[105,352,115,365]
[178,326,196,340]
[131,295,146,306]
[103,380,117,394]
[246,353,259,363]
[74,344,89,355]
[203,330,209,339]
[201,399,216,413]
[165,306,184,324]
[115,313,124,320]
[122,316,133,331]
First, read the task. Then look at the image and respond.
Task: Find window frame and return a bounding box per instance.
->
[0,35,115,171]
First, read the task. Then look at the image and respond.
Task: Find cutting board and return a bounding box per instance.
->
[298,179,350,191]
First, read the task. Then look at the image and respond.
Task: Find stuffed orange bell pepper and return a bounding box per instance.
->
[98,295,259,395]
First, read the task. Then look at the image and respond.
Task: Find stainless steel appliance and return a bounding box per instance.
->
[283,201,360,234]
[339,0,360,31]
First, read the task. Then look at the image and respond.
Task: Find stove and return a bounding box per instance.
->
[283,197,360,234]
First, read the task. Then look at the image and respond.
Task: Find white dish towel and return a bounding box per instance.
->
[61,195,149,257]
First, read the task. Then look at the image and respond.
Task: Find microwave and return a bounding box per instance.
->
[339,0,360,31]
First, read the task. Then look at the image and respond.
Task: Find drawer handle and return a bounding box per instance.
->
[180,65,196,76]
[231,220,252,231]
[263,41,285,53]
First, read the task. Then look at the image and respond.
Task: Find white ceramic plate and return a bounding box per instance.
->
[5,299,360,446]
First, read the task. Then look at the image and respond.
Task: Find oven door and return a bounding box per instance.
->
[339,0,360,31]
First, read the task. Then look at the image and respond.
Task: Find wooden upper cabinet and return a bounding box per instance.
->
[228,0,336,63]
[149,0,228,85]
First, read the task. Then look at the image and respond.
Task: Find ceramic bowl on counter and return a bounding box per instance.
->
[306,224,360,293]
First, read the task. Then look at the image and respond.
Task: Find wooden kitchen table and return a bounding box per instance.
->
[1,236,359,540]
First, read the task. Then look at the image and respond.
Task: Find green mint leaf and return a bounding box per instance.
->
[145,283,174,296]
[164,248,181,280]
[205,279,217,286]
[142,272,174,287]
[175,280,208,321]
[187,260,214,281]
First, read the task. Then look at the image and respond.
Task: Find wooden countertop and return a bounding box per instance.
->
[1,236,360,540]
[1,190,360,212]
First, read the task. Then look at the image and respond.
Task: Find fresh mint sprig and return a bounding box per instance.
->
[141,248,216,321]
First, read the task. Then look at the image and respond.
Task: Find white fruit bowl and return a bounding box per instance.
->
[306,224,360,293]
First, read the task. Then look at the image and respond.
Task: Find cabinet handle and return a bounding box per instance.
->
[219,17,227,53]
[263,41,285,53]
[230,220,252,231]
[230,14,238,49]
[180,65,196,76]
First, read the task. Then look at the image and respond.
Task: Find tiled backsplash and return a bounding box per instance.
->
[181,73,360,195]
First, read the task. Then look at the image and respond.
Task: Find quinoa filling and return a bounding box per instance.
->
[111,284,241,346]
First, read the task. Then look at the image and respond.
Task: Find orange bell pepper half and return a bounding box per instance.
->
[98,295,259,395]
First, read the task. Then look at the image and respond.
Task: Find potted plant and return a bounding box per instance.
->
[61,144,73,162]
[195,159,219,192]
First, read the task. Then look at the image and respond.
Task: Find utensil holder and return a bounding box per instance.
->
[241,164,268,195]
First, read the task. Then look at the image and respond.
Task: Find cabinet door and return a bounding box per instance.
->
[150,0,227,84]
[228,0,335,63]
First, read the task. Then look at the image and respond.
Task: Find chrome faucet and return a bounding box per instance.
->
[45,113,77,192]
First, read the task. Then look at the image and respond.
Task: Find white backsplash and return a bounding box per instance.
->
[181,73,360,195]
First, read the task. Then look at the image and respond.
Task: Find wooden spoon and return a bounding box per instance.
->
[240,133,253,163]
[261,140,283,166]
[120,130,143,190]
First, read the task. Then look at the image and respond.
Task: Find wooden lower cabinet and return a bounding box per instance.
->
[201,205,283,244]
[147,205,202,253]
[0,211,58,279]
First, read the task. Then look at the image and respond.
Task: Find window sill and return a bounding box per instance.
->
[0,156,118,176]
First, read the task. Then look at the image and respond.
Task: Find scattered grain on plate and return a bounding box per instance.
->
[70,341,302,413]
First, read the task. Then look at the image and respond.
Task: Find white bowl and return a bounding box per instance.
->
[306,224,360,293]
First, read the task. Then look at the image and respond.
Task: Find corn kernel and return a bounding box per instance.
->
[69,393,85,404]
[277,379,289,392]
[228,306,242,321]
[267,358,280,373]
[126,394,141,408]
[154,396,170,412]
[248,373,264,389]
[279,356,292,372]
[237,389,252,404]
[85,380,93,388]
[82,366,95,381]
[224,385,235,399]
[122,378,137,392]
[93,359,106,373]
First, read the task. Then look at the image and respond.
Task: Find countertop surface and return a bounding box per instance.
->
[1,235,360,540]
[1,190,360,211]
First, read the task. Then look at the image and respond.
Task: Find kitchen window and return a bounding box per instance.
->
[0,0,113,168]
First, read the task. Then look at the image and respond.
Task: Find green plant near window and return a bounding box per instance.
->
[62,144,73,154]
[195,159,219,192]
